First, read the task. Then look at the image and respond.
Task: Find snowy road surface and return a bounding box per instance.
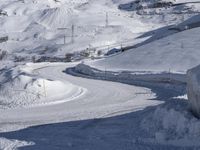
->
[0,63,162,132]
[0,63,196,150]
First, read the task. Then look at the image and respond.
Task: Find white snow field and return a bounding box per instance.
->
[1,0,200,149]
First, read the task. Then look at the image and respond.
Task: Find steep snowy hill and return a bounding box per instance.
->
[0,0,149,58]
[88,22,200,73]
[0,0,199,61]
[38,6,75,29]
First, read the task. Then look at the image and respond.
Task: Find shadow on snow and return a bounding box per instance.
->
[0,77,193,150]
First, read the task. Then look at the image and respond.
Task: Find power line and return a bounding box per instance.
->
[57,27,68,44]
[57,24,75,44]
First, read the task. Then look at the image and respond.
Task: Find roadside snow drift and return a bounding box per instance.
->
[0,63,85,109]
[142,101,200,147]
[0,137,33,150]
[187,65,200,117]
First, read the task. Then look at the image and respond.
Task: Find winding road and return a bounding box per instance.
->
[0,63,161,132]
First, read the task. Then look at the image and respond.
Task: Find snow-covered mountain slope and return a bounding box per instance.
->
[0,0,148,58]
[88,25,200,73]
[0,0,199,60]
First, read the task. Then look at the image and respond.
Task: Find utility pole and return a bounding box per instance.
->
[64,35,66,44]
[106,12,108,27]
[43,79,47,98]
[105,66,107,80]
[169,68,172,83]
[57,24,76,44]
[71,24,75,43]
[181,14,185,22]
[162,13,165,22]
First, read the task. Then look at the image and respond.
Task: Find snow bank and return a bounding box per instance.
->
[0,74,70,108]
[0,63,84,109]
[187,65,200,118]
[141,101,200,146]
[0,138,34,150]
[75,63,96,76]
[74,63,186,83]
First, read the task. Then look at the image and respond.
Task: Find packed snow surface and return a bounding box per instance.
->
[1,62,199,149]
[0,63,162,133]
[0,63,86,109]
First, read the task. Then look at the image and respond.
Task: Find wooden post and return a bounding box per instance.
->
[43,79,47,98]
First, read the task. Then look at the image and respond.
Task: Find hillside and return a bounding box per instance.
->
[88,24,200,73]
[0,0,199,60]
